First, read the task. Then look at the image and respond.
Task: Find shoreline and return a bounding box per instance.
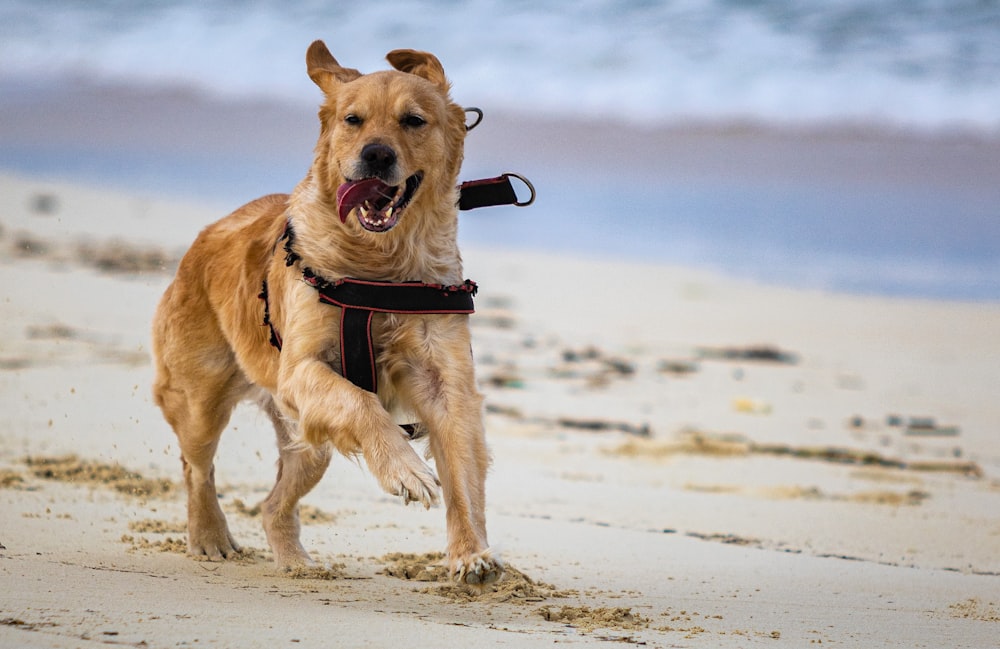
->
[2,80,999,301]
[1,169,997,308]
[4,78,1000,191]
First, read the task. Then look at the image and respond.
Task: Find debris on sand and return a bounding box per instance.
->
[697,345,799,365]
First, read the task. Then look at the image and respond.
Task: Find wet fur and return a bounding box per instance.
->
[151,40,501,585]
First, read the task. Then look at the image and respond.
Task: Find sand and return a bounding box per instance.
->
[1,171,999,649]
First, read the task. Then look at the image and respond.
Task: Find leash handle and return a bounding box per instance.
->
[458,173,536,211]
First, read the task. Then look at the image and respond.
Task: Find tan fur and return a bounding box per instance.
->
[151,40,500,585]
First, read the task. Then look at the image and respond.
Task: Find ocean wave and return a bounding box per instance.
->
[2,0,999,133]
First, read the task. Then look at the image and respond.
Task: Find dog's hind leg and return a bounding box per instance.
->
[259,396,332,569]
[154,366,247,561]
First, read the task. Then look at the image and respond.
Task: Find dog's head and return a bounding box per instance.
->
[306,40,466,234]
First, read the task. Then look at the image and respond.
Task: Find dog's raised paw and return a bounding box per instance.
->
[371,442,441,509]
[452,550,504,586]
[395,464,441,509]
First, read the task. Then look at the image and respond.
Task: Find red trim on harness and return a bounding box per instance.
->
[261,223,476,393]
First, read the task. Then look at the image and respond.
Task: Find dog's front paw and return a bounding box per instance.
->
[451,548,504,586]
[393,459,441,509]
[370,443,441,509]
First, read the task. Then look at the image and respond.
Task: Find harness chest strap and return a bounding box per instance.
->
[312,276,476,394]
[258,225,477,394]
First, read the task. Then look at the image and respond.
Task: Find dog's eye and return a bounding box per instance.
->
[401,114,426,128]
[344,114,363,126]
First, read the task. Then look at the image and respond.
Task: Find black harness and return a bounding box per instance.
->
[259,171,532,395]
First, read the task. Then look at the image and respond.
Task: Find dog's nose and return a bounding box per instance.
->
[360,143,397,175]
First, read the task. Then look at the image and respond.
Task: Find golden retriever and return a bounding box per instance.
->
[151,40,501,585]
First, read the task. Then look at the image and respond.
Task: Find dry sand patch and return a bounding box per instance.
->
[5,225,179,275]
[609,430,982,477]
[24,454,174,498]
[120,533,188,555]
[948,599,1000,623]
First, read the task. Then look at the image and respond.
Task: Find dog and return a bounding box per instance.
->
[151,40,501,585]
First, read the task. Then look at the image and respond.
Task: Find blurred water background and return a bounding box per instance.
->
[2,0,998,299]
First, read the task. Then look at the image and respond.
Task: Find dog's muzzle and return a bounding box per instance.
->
[336,173,423,233]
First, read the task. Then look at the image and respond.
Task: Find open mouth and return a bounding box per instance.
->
[336,173,423,233]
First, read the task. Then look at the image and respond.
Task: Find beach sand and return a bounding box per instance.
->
[1,169,998,649]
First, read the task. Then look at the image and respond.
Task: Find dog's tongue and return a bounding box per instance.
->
[336,178,394,223]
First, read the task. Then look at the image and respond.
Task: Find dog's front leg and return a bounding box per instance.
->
[400,317,502,585]
[276,346,441,509]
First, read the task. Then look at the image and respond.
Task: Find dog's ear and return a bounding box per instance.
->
[386,49,449,91]
[306,40,361,93]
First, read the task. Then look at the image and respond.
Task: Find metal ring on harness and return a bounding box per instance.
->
[503,172,537,207]
[464,107,484,131]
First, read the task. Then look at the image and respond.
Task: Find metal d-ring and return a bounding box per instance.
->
[464,107,484,131]
[503,173,536,207]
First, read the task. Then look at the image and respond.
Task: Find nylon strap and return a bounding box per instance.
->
[315,277,478,314]
[459,176,517,211]
[340,308,377,393]
[458,173,535,211]
[310,277,477,393]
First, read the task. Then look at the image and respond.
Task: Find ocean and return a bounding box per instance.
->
[5,0,1000,130]
[1,0,999,300]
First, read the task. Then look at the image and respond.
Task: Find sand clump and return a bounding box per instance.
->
[538,605,650,633]
[948,599,1000,622]
[380,552,450,582]
[128,519,187,534]
[0,469,25,489]
[0,617,57,633]
[25,455,174,498]
[120,534,188,555]
[285,564,348,580]
[379,552,575,604]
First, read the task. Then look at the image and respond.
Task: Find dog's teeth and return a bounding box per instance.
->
[385,207,394,219]
[359,206,369,219]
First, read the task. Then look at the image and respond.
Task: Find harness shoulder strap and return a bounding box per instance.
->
[313,277,477,313]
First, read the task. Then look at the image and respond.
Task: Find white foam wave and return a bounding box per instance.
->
[2,0,999,133]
